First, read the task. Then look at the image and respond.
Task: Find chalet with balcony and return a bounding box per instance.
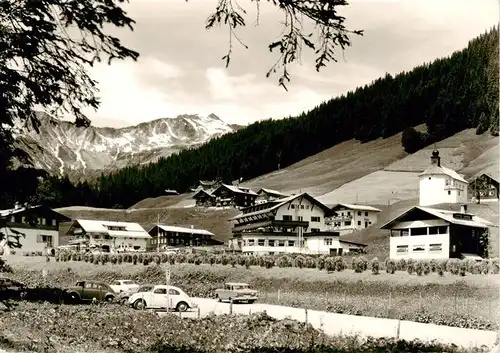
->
[147,224,222,250]
[468,172,499,203]
[63,219,151,253]
[193,189,216,207]
[0,203,71,255]
[211,184,258,208]
[380,204,496,260]
[326,203,382,235]
[255,188,288,204]
[228,193,366,255]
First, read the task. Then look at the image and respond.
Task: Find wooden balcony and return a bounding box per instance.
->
[233,219,309,233]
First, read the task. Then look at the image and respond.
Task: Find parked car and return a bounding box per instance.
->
[127,284,197,312]
[63,280,117,304]
[215,282,259,304]
[0,277,27,300]
[109,280,139,294]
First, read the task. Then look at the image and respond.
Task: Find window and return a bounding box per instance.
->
[258,239,265,246]
[429,226,448,234]
[357,211,361,216]
[347,212,351,216]
[412,245,425,252]
[37,235,53,247]
[297,216,303,221]
[278,240,285,247]
[291,204,296,209]
[324,238,333,246]
[154,288,167,294]
[84,282,96,289]
[448,191,451,195]
[365,212,368,217]
[311,216,320,222]
[248,239,255,246]
[283,215,292,221]
[410,227,427,236]
[311,228,320,232]
[357,221,361,226]
[429,243,442,252]
[301,205,305,209]
[429,177,431,180]
[306,205,310,209]
[288,240,295,247]
[268,240,275,247]
[168,289,180,295]
[396,245,408,254]
[345,221,351,226]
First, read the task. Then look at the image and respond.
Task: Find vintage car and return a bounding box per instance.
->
[63,280,117,303]
[127,284,197,312]
[214,282,259,304]
[109,279,139,294]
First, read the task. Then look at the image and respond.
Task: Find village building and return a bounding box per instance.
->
[192,189,216,207]
[468,172,499,203]
[210,184,258,208]
[190,179,222,193]
[380,204,496,260]
[228,193,366,255]
[63,219,151,253]
[0,203,71,255]
[418,149,468,206]
[255,188,288,204]
[147,224,222,250]
[325,203,382,235]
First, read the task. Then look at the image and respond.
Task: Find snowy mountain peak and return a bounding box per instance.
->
[13,112,240,177]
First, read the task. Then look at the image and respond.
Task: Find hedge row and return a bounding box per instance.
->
[54,251,500,276]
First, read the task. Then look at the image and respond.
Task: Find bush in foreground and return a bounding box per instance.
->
[0,303,488,353]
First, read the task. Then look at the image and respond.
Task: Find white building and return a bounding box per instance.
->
[228,193,366,255]
[380,204,496,260]
[64,219,151,252]
[0,204,71,255]
[148,224,222,250]
[255,188,289,204]
[418,149,468,206]
[326,203,382,235]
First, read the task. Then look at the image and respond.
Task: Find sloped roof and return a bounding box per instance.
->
[73,219,151,239]
[330,203,382,212]
[216,184,258,196]
[418,165,467,183]
[0,205,70,220]
[193,189,215,198]
[379,206,497,230]
[229,193,331,221]
[257,188,288,197]
[154,224,214,237]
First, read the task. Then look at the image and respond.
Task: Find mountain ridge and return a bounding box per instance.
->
[11,112,241,177]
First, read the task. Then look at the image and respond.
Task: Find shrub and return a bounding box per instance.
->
[83,254,89,263]
[244,257,251,269]
[229,255,237,268]
[221,255,229,266]
[422,260,431,275]
[143,258,150,266]
[370,257,380,275]
[138,254,144,263]
[117,254,123,265]
[446,259,460,275]
[316,256,326,271]
[324,257,335,273]
[396,258,407,271]
[133,254,138,265]
[277,255,292,268]
[459,260,467,276]
[384,258,396,274]
[153,255,161,265]
[334,256,347,272]
[429,259,437,273]
[110,255,117,265]
[352,256,368,273]
[161,253,168,263]
[294,255,305,269]
[480,259,489,274]
[489,258,499,274]
[406,259,415,275]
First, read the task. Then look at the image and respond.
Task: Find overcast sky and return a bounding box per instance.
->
[82,0,499,128]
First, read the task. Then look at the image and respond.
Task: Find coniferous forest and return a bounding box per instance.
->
[2,27,499,209]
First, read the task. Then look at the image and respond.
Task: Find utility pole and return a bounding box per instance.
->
[156,214,160,253]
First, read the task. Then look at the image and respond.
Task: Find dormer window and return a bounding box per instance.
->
[106,225,126,231]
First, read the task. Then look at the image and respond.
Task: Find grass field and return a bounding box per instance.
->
[5,257,500,330]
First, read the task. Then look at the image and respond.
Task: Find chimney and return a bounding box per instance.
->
[430,149,441,167]
[460,204,467,214]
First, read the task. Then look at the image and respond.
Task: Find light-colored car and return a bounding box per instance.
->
[215,282,259,304]
[109,280,139,294]
[127,284,197,312]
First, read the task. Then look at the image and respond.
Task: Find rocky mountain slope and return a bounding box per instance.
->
[12,112,238,176]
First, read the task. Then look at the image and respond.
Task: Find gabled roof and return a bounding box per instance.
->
[214,184,258,196]
[152,224,214,237]
[0,204,70,220]
[72,219,151,239]
[470,172,500,184]
[192,189,215,198]
[330,203,382,212]
[418,165,467,183]
[257,188,288,197]
[379,206,497,230]
[229,193,331,221]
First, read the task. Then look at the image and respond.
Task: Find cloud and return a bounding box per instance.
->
[74,0,498,128]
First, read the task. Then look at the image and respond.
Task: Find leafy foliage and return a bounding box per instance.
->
[33,27,499,209]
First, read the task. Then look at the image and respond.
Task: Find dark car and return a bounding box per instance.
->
[63,280,117,304]
[0,277,27,301]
